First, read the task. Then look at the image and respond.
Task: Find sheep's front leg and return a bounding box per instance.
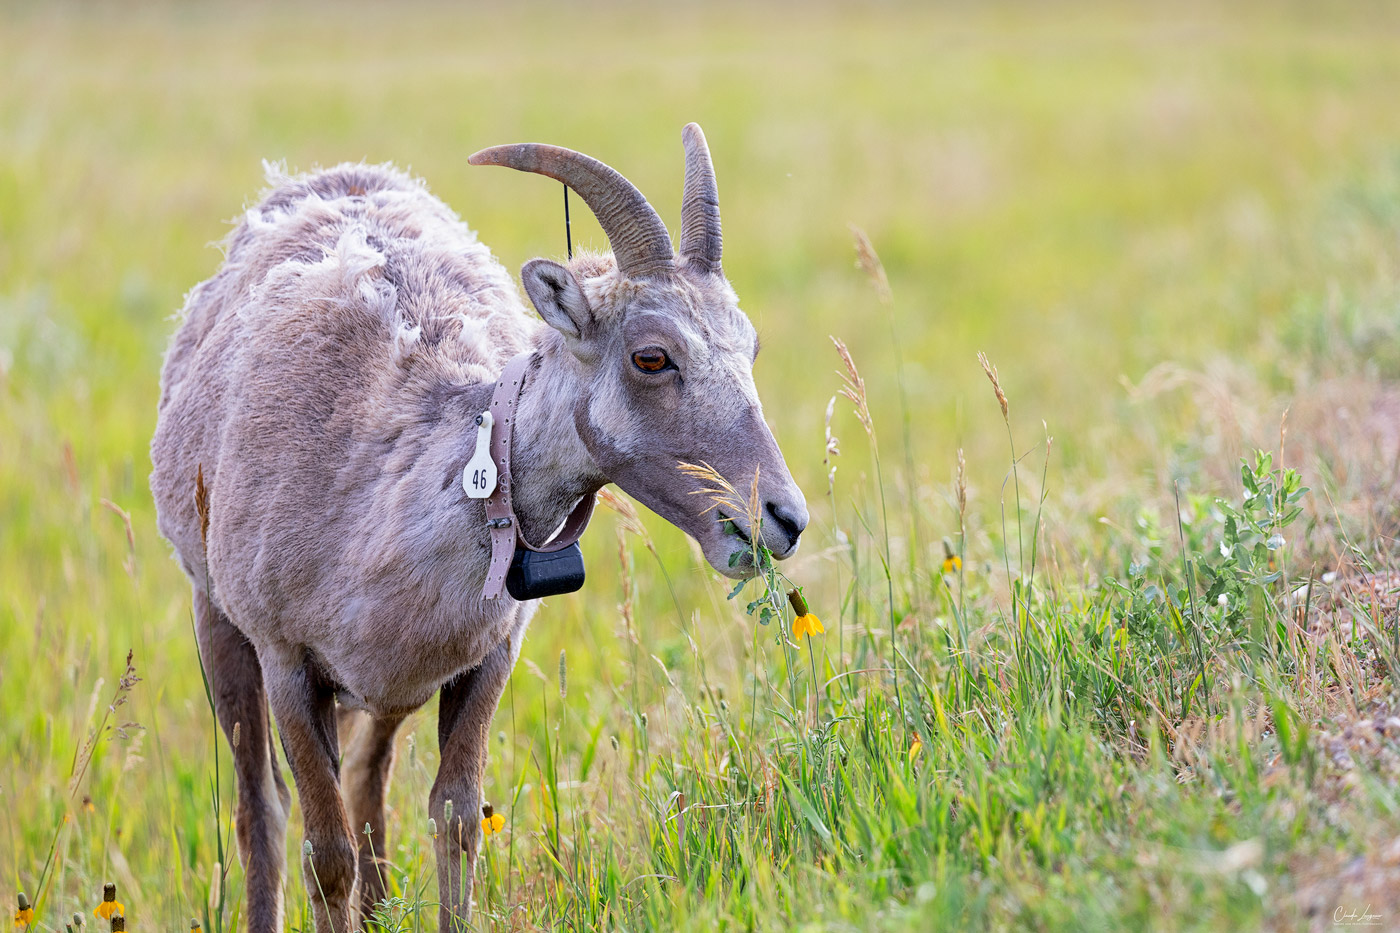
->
[340,710,406,920]
[431,622,523,931]
[265,652,359,932]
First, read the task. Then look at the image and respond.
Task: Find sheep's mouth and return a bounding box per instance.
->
[714,510,760,577]
[718,511,751,546]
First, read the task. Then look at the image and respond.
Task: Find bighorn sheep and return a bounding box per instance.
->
[149,124,807,931]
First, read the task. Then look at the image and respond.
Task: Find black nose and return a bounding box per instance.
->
[765,500,807,546]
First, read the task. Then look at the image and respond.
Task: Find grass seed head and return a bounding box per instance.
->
[194,465,210,550]
[956,447,968,517]
[849,224,892,305]
[831,337,876,446]
[977,351,1009,421]
[824,395,841,493]
[597,487,655,553]
[678,460,760,527]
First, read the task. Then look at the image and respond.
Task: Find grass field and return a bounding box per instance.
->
[4,2,1400,930]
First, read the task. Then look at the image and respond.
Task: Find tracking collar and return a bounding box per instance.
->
[468,351,596,601]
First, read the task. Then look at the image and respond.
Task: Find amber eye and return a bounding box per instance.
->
[632,349,670,373]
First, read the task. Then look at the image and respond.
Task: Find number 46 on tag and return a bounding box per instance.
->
[463,411,498,498]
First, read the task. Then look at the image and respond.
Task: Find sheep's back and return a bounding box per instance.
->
[151,162,536,598]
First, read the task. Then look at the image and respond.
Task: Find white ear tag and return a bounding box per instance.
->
[463,411,498,499]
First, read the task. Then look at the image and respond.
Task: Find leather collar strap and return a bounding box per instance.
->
[481,351,597,600]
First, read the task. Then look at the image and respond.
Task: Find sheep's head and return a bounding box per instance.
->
[470,124,807,578]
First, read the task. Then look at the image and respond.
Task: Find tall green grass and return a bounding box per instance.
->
[4,3,1400,930]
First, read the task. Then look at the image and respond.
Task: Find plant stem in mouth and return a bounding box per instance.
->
[719,513,751,546]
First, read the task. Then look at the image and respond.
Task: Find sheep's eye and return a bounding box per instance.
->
[632,349,670,373]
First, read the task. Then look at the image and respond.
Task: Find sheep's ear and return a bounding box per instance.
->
[521,259,591,340]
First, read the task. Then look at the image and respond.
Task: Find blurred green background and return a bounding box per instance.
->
[4,1,1400,927]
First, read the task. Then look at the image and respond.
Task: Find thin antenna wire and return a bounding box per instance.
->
[563,183,573,260]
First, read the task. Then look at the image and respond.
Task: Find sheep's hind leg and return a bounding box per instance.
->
[340,709,406,923]
[193,590,290,933]
[264,650,359,933]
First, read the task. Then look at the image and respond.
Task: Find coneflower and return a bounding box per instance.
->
[788,589,824,639]
[13,892,33,930]
[940,538,962,575]
[480,803,505,836]
[93,884,123,923]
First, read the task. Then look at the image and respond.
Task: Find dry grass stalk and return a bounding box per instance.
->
[849,224,891,305]
[823,395,840,496]
[194,464,211,550]
[68,651,143,798]
[977,351,1009,422]
[956,447,968,518]
[207,862,221,917]
[99,498,137,580]
[615,530,639,646]
[597,486,657,556]
[677,460,761,532]
[830,337,875,447]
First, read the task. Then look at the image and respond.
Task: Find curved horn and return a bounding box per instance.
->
[678,123,723,275]
[469,143,675,279]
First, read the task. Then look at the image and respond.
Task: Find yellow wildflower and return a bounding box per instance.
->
[14,893,33,929]
[909,739,923,761]
[787,588,824,639]
[94,884,123,922]
[480,804,505,836]
[940,537,965,576]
